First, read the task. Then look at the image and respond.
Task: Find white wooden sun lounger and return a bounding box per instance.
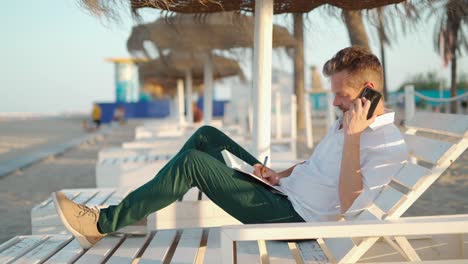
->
[96,150,297,189]
[25,111,467,263]
[121,137,189,150]
[135,119,224,139]
[4,215,468,263]
[218,111,468,263]
[97,126,295,188]
[97,146,174,161]
[96,155,171,188]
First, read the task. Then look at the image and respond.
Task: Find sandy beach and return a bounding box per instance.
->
[0,117,142,243]
[0,115,466,245]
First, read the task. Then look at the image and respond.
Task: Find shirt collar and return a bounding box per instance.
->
[368,111,395,130]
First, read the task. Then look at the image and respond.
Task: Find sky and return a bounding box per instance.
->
[0,1,467,113]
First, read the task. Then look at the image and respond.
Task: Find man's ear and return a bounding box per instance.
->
[364,82,375,88]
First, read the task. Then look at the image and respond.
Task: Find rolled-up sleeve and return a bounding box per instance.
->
[343,135,408,218]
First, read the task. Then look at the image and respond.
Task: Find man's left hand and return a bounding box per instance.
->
[342,98,377,136]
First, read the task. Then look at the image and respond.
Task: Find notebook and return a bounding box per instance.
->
[221,149,287,196]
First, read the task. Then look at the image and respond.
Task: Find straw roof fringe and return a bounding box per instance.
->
[135,0,411,13]
[127,24,151,57]
[80,0,409,16]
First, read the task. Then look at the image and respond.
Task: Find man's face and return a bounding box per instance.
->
[330,70,362,114]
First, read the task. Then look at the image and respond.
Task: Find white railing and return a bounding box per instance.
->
[404,85,468,121]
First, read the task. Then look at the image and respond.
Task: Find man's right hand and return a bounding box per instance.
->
[253,164,281,186]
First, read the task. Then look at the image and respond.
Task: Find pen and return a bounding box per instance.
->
[261,156,268,178]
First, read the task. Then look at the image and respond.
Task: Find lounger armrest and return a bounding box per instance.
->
[220,214,468,263]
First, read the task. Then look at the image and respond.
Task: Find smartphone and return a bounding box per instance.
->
[359,86,382,119]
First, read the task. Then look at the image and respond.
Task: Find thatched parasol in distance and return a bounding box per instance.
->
[138,53,243,86]
[138,52,244,124]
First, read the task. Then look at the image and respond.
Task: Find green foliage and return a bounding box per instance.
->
[398,71,446,91]
[458,72,468,89]
[398,71,468,91]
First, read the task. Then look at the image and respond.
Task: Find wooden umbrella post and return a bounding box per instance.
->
[252,0,273,160]
[275,91,282,140]
[177,79,185,126]
[185,69,194,126]
[203,52,214,125]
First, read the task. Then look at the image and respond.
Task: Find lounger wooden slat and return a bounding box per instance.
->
[0,236,45,263]
[85,189,116,207]
[74,236,124,264]
[0,237,19,253]
[405,112,468,138]
[105,236,149,264]
[265,240,296,263]
[43,239,84,264]
[170,228,203,263]
[102,188,132,205]
[203,228,221,264]
[35,189,84,210]
[373,186,406,215]
[296,240,329,263]
[69,190,101,205]
[14,236,72,264]
[138,230,177,264]
[404,134,454,164]
[321,237,356,263]
[391,162,432,191]
[236,241,261,263]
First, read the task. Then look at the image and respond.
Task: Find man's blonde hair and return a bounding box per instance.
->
[323,46,383,93]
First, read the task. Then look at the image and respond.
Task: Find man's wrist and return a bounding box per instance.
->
[344,133,360,142]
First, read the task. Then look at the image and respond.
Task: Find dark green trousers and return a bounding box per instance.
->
[98,125,304,233]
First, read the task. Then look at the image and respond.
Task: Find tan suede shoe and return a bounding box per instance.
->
[52,191,104,249]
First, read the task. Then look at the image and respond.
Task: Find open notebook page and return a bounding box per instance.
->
[221,149,286,196]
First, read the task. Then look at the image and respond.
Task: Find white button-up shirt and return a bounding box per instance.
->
[279,112,408,222]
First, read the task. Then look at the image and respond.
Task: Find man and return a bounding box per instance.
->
[54,46,408,249]
[92,103,102,129]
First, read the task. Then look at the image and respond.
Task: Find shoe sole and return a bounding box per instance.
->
[52,192,93,249]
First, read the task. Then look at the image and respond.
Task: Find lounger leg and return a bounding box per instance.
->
[383,236,411,261]
[393,236,421,261]
[459,233,465,258]
[221,231,236,264]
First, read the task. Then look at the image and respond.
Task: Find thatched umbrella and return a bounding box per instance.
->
[138,52,244,124]
[81,0,410,159]
[138,53,243,86]
[127,12,296,126]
